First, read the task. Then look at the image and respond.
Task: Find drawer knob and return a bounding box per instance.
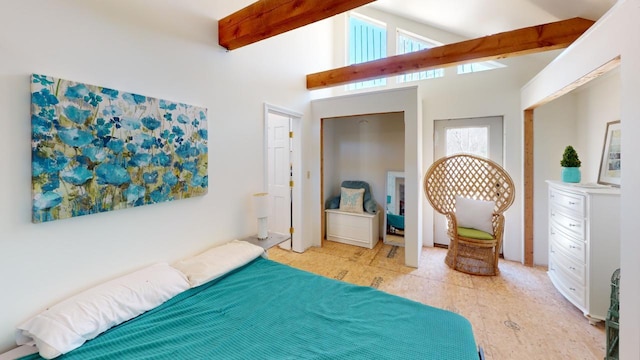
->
[568,201,576,205]
[569,245,577,249]
[569,287,576,291]
[569,224,577,227]
[551,231,556,235]
[569,266,576,270]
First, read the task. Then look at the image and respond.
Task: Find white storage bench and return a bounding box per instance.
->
[325,209,379,249]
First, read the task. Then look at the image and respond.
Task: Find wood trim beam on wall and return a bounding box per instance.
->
[306,17,594,89]
[219,0,376,50]
[524,109,534,266]
[320,118,325,246]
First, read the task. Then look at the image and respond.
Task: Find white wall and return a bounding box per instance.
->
[531,70,620,266]
[311,87,422,267]
[575,69,622,183]
[0,0,333,352]
[323,113,405,211]
[521,1,640,357]
[328,7,555,260]
[532,95,578,265]
[418,63,549,260]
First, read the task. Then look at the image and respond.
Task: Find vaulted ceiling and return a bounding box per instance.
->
[306,17,594,89]
[368,0,616,38]
[219,0,617,89]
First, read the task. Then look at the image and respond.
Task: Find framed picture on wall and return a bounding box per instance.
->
[598,120,621,187]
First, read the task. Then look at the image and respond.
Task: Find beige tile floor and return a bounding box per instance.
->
[268,240,606,360]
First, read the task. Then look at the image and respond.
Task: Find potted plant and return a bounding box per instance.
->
[560,145,581,183]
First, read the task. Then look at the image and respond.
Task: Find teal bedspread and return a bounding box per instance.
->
[21,257,478,359]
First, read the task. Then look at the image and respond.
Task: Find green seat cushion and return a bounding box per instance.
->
[457,227,495,240]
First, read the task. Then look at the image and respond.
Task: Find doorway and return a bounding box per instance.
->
[264,104,302,251]
[321,112,405,247]
[433,116,504,246]
[311,86,422,267]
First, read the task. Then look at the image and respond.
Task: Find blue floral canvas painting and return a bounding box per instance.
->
[31,74,208,223]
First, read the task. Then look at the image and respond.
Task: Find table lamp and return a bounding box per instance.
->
[253,192,269,240]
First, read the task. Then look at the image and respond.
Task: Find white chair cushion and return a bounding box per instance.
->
[455,195,495,235]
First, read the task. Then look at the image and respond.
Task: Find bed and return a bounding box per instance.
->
[12,242,481,360]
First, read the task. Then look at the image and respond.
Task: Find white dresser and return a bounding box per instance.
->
[325,209,379,249]
[546,180,620,324]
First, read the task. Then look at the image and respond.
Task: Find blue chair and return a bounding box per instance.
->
[386,212,404,233]
[326,180,378,214]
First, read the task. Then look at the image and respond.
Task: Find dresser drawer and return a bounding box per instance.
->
[549,224,586,264]
[548,259,586,309]
[550,207,585,240]
[549,187,585,215]
[550,242,585,285]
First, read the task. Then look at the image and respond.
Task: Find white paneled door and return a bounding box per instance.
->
[267,112,291,248]
[433,116,503,246]
[265,104,303,252]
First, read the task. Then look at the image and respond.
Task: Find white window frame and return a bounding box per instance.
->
[457,60,506,74]
[396,29,444,83]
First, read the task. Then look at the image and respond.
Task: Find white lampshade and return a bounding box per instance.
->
[253,193,269,218]
[253,193,269,240]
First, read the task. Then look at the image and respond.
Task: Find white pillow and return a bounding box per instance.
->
[339,187,365,213]
[16,263,189,359]
[455,195,495,235]
[172,239,264,288]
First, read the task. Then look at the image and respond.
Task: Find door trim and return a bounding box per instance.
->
[264,103,303,252]
[432,116,504,246]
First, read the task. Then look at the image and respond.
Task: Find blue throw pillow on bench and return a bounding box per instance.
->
[325,180,378,214]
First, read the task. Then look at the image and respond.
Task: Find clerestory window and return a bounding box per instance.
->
[346,12,507,91]
[457,61,506,74]
[396,29,444,83]
[347,14,387,90]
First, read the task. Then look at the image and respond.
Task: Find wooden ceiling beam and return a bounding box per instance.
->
[219,0,376,51]
[306,17,594,90]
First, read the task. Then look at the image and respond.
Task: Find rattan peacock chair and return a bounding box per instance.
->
[423,154,515,275]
